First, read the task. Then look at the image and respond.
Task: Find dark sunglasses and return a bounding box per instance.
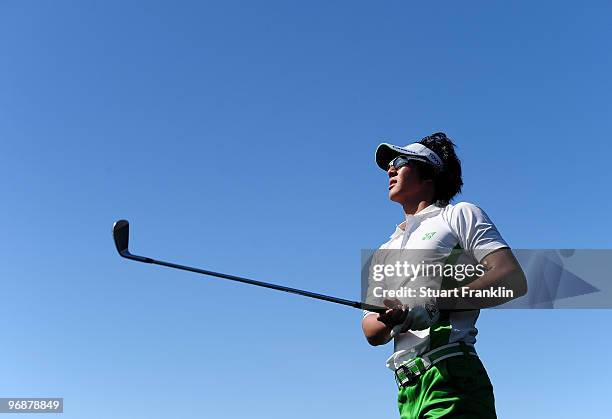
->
[388,155,429,170]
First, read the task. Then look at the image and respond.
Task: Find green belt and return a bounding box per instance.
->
[394,342,478,388]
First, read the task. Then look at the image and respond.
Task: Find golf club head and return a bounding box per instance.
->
[113,219,130,257]
[113,219,154,263]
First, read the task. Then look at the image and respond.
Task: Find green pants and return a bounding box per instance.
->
[397,356,497,419]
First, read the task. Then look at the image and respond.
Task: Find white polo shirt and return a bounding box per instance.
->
[364,202,508,370]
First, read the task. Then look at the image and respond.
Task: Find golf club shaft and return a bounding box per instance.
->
[133,254,384,311]
[113,219,386,313]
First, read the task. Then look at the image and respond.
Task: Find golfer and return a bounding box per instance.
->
[362,132,527,418]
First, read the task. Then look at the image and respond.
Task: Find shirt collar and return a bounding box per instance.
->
[389,204,442,239]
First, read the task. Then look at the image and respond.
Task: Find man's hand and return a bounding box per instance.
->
[377,298,410,329]
[362,298,410,346]
[403,301,440,331]
[381,298,440,338]
[362,297,440,345]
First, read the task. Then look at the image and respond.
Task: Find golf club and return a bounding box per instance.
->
[113,219,386,313]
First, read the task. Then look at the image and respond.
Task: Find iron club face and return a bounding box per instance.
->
[112,220,155,263]
[112,219,130,256]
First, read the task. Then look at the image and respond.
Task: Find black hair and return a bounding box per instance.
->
[414,132,463,206]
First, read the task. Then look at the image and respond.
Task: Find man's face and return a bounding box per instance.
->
[387,159,431,204]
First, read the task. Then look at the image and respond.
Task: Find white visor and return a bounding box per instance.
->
[375,142,443,170]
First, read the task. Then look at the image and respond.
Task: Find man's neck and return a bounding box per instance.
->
[402,200,433,217]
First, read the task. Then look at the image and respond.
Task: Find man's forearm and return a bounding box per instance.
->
[457,265,527,308]
[362,314,393,346]
[440,250,527,309]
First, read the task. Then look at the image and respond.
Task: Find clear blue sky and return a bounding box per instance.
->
[1,1,611,418]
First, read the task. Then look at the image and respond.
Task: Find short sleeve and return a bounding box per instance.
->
[442,202,509,262]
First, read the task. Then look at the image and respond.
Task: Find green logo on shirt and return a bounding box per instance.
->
[422,232,436,240]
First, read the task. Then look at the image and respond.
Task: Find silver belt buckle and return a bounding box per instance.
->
[394,359,421,387]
